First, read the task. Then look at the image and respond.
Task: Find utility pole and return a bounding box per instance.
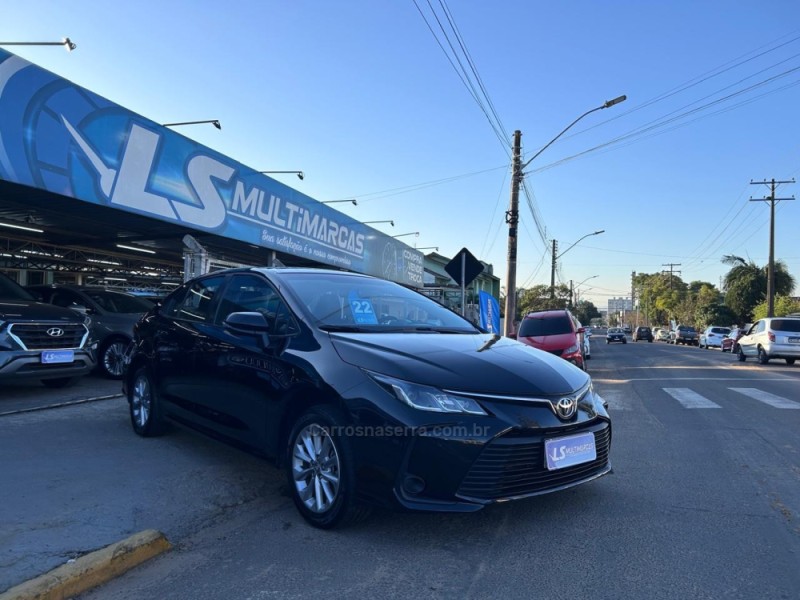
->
[503,130,522,336]
[750,178,794,318]
[662,263,681,291]
[549,239,558,299]
[569,279,574,309]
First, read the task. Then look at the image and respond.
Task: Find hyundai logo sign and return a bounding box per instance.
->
[46,327,65,337]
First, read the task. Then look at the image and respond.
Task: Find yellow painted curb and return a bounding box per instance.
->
[0,529,171,600]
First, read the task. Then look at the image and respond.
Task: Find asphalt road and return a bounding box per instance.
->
[2,339,799,599]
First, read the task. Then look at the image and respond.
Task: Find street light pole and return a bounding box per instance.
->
[0,38,76,51]
[503,95,626,336]
[550,230,605,299]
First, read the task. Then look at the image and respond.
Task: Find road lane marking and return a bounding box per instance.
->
[662,388,721,409]
[728,388,800,409]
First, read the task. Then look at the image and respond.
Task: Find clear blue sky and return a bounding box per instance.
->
[3,0,799,309]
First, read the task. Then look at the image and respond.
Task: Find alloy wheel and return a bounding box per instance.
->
[102,340,128,378]
[292,424,341,514]
[131,373,152,429]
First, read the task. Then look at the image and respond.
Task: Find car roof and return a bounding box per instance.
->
[523,309,569,319]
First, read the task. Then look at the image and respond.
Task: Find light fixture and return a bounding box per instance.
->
[259,170,304,180]
[116,243,157,255]
[0,38,76,51]
[162,120,221,130]
[102,277,128,282]
[322,199,357,205]
[392,232,419,239]
[0,221,44,233]
[415,246,439,251]
[363,220,394,227]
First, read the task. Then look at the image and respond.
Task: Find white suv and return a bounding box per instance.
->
[736,317,800,365]
[699,326,731,349]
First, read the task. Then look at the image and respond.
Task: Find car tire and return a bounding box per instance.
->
[757,346,769,365]
[99,336,130,380]
[737,346,746,362]
[286,405,369,529]
[622,339,627,344]
[129,367,167,437]
[786,358,796,366]
[42,377,78,389]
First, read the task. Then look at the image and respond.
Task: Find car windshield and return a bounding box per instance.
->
[83,290,154,313]
[518,315,572,337]
[0,274,37,301]
[608,328,622,334]
[771,319,800,333]
[280,272,479,333]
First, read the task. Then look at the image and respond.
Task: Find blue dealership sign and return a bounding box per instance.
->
[478,290,501,334]
[0,49,424,287]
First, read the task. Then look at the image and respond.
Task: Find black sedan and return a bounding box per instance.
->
[124,268,612,528]
[606,327,627,344]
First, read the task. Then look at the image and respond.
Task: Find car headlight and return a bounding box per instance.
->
[366,372,487,415]
[564,343,579,354]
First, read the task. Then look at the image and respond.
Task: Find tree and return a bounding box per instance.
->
[751,295,800,320]
[722,255,796,322]
[573,300,600,325]
[517,284,570,316]
[695,303,738,329]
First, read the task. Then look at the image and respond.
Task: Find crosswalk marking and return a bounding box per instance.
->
[728,388,800,409]
[662,388,721,409]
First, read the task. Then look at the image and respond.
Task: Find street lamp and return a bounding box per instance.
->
[363,220,394,227]
[163,120,221,130]
[0,38,76,51]
[551,231,604,299]
[416,246,439,251]
[392,232,419,239]
[260,170,304,180]
[322,198,357,205]
[571,274,598,308]
[503,94,626,336]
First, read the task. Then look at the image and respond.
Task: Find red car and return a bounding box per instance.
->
[721,326,748,353]
[515,309,587,370]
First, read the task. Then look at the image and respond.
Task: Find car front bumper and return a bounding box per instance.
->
[0,349,95,381]
[350,392,613,513]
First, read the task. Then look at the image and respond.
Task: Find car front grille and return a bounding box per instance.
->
[8,323,88,350]
[456,422,611,501]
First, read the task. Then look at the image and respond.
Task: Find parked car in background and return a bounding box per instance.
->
[670,325,698,346]
[124,267,612,528]
[516,309,587,370]
[606,327,627,344]
[721,325,749,353]
[633,326,653,342]
[582,324,591,360]
[654,328,670,342]
[736,317,800,365]
[1,273,95,387]
[27,285,153,379]
[699,326,731,349]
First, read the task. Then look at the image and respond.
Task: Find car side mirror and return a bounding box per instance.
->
[69,303,93,316]
[224,311,270,334]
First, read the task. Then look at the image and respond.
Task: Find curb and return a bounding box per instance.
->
[0,529,171,600]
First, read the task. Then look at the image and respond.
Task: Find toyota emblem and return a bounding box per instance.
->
[46,327,65,337]
[555,396,577,420]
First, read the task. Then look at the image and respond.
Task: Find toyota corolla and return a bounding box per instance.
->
[124,268,612,528]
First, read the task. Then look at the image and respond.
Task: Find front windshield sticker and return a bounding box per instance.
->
[348,291,378,325]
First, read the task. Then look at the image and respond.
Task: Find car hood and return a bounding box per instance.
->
[329,332,588,396]
[0,300,84,322]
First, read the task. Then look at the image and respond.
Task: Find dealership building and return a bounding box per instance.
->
[0,48,498,308]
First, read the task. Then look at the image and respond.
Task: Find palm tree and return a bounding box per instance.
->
[721,255,795,321]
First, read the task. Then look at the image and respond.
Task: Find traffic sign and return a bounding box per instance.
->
[445,248,484,287]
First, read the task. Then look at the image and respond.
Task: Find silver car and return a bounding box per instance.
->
[736,317,800,365]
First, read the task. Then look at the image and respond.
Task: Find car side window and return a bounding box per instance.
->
[51,289,83,309]
[217,275,298,335]
[167,276,225,323]
[755,321,765,334]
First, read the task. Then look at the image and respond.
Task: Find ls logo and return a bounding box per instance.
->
[62,116,234,229]
[549,445,567,462]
